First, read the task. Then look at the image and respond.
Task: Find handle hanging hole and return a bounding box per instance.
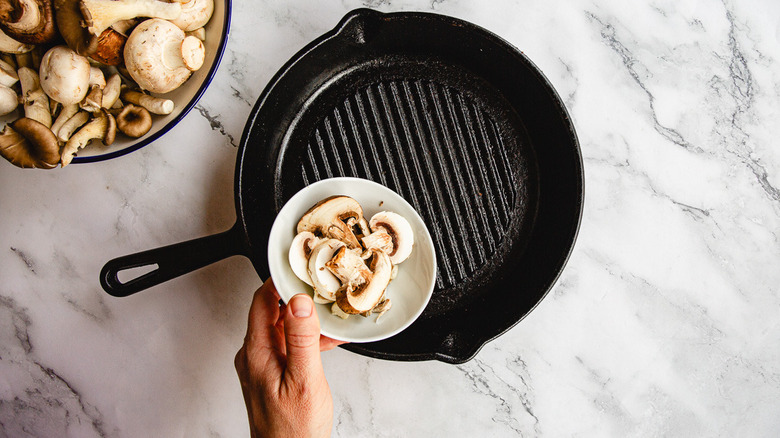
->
[116,264,159,284]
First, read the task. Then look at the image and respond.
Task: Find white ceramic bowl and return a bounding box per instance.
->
[267,177,437,343]
[0,0,231,164]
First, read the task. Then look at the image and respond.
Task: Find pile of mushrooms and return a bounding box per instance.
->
[0,0,214,168]
[289,196,415,322]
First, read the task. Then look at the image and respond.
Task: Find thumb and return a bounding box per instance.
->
[283,294,324,385]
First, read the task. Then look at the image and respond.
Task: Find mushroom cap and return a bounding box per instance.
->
[0,0,58,44]
[39,45,91,105]
[369,211,415,264]
[169,0,213,32]
[335,248,393,314]
[308,239,346,301]
[0,117,60,169]
[115,103,152,138]
[297,195,364,249]
[124,18,199,93]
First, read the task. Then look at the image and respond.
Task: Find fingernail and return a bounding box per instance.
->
[290,294,313,318]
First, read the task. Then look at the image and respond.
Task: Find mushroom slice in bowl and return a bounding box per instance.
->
[368,211,415,264]
[335,248,393,314]
[297,195,364,249]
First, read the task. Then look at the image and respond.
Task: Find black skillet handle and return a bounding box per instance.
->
[100,224,248,297]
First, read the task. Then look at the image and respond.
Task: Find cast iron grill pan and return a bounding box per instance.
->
[101,9,584,364]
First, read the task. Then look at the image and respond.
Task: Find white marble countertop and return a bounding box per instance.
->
[2,0,780,436]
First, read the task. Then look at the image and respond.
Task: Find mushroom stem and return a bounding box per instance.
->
[121,89,173,115]
[80,66,105,112]
[17,66,51,127]
[56,109,89,142]
[50,102,78,134]
[185,26,205,41]
[0,27,32,53]
[0,58,19,87]
[14,50,32,68]
[79,0,182,37]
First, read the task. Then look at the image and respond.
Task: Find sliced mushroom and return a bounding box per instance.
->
[335,248,393,314]
[369,211,415,264]
[115,103,151,137]
[123,18,203,93]
[296,195,364,249]
[0,117,59,169]
[331,302,350,320]
[0,0,58,44]
[169,0,212,32]
[79,0,182,37]
[288,231,323,286]
[38,46,91,106]
[372,298,392,321]
[307,239,345,302]
[325,246,371,292]
[361,229,393,255]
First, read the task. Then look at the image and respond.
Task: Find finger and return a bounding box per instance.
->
[245,279,281,341]
[319,335,348,352]
[244,279,285,374]
[282,293,324,386]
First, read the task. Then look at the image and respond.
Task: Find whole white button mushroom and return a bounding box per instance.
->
[38,46,91,105]
[123,18,205,94]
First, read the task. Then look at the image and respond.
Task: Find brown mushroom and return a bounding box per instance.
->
[0,0,58,44]
[91,27,125,65]
[0,117,60,169]
[115,103,151,137]
[296,196,365,249]
[60,108,115,166]
[54,0,98,56]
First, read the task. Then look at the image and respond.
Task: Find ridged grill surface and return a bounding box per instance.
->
[300,79,517,290]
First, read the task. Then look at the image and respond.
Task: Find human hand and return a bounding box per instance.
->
[235,278,345,438]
